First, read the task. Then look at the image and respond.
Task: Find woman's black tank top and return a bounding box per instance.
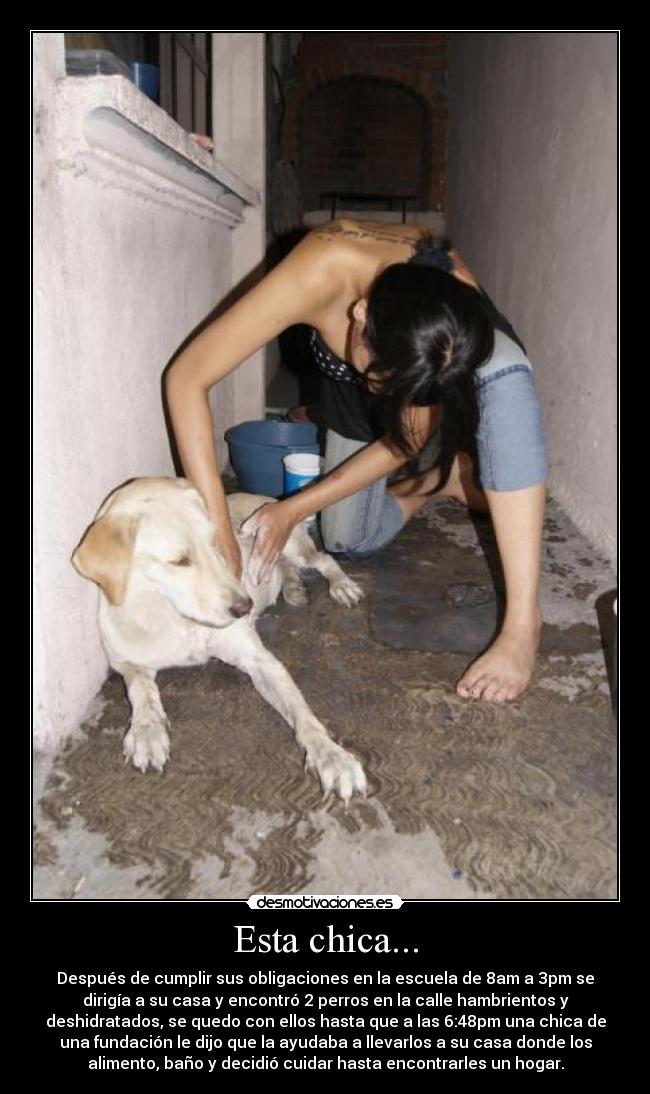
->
[312,239,525,443]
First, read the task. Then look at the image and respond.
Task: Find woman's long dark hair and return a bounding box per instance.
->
[361,242,494,494]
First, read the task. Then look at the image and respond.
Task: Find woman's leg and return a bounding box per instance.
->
[389,452,490,519]
[320,431,488,558]
[319,430,405,558]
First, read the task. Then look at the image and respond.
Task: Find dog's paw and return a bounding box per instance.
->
[305,739,367,804]
[282,580,309,606]
[123,718,170,773]
[328,575,365,607]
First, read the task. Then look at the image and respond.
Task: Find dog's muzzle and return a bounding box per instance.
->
[229,596,254,619]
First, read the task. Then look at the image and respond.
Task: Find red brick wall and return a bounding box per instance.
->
[300,78,428,211]
[282,32,447,211]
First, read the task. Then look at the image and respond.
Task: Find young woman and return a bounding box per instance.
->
[165,218,548,704]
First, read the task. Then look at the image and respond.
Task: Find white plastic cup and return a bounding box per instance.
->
[283,453,322,496]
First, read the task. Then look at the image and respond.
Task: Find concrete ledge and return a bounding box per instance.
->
[52,73,260,224]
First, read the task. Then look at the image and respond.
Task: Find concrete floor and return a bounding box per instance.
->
[33,486,617,901]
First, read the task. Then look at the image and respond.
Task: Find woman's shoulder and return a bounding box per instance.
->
[276,221,385,323]
[302,218,434,301]
[281,221,372,287]
[258,227,351,324]
[300,218,382,272]
[309,217,427,260]
[306,220,479,289]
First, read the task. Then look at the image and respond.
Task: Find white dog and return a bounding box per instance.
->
[72,477,367,803]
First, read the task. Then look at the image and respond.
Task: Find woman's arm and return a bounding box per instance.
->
[457,483,545,702]
[448,247,480,289]
[246,404,439,585]
[487,484,545,631]
[165,233,340,576]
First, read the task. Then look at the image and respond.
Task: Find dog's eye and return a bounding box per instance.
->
[170,554,191,567]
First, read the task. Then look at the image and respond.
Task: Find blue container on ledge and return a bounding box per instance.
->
[225,420,320,498]
[129,62,160,102]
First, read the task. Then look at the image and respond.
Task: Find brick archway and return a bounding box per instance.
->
[282,61,446,210]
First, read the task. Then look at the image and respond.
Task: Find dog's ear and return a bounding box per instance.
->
[71,513,140,605]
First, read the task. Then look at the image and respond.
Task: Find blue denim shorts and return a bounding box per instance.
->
[320,330,548,558]
[474,330,548,492]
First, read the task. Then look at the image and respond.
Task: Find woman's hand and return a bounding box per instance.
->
[244,501,299,586]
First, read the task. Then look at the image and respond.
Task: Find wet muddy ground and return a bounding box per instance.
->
[33,497,616,900]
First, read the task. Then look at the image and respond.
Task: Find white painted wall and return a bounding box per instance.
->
[33,31,265,750]
[213,32,267,455]
[447,32,617,564]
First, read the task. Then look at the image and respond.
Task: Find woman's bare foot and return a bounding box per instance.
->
[456,619,541,703]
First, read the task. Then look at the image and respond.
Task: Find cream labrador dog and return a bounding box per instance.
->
[72,477,367,803]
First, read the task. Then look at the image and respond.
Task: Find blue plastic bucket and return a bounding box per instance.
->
[224,420,320,498]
